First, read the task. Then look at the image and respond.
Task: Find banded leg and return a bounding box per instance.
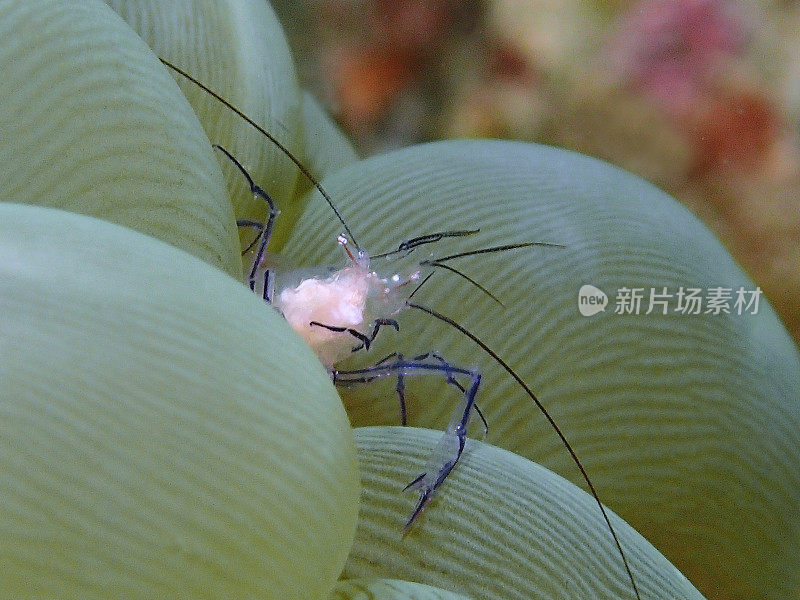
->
[309,318,399,353]
[214,144,280,303]
[333,354,482,528]
[346,350,488,430]
[418,351,489,439]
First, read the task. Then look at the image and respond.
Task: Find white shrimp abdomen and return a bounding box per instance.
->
[273,237,421,368]
[275,262,374,367]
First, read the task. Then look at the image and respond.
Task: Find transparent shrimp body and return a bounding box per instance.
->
[273,236,419,368]
[268,235,479,527]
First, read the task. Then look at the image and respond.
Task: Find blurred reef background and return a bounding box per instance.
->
[271,0,800,346]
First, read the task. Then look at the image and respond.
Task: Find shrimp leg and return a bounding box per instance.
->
[215,144,280,303]
[333,356,482,528]
[309,318,400,352]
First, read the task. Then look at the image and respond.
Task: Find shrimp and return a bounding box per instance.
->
[160,58,642,600]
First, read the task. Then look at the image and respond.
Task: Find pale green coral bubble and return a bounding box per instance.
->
[0,0,240,277]
[0,203,360,599]
[330,577,470,600]
[281,139,800,599]
[106,0,304,251]
[294,91,361,199]
[346,427,704,600]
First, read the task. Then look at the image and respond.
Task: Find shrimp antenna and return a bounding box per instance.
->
[372,229,480,259]
[423,262,505,306]
[159,58,360,251]
[424,241,565,264]
[406,300,642,600]
[408,241,565,305]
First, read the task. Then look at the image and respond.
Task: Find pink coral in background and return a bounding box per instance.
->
[606,0,785,172]
[607,0,751,119]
